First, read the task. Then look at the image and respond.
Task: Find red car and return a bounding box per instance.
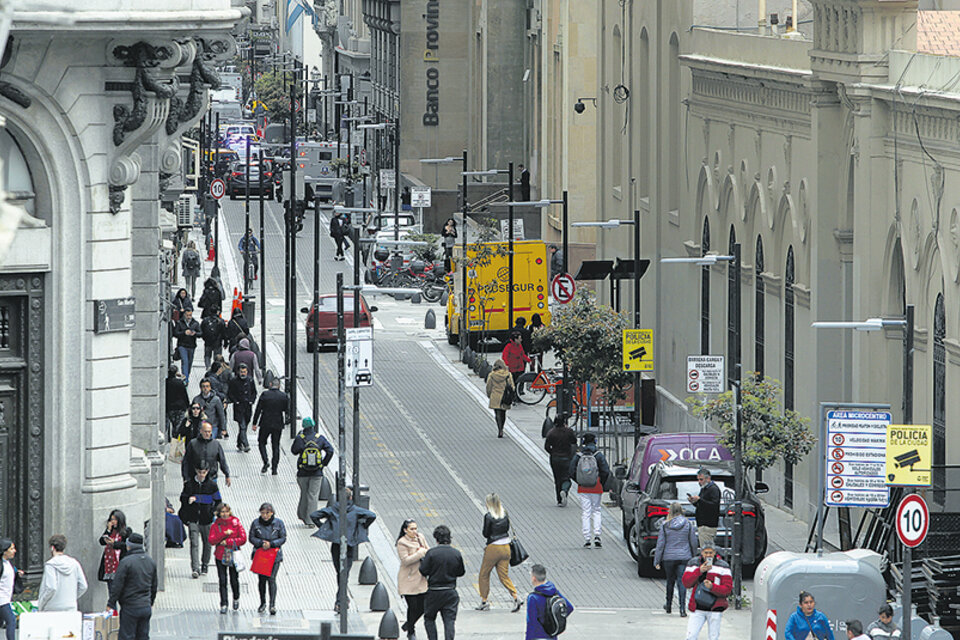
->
[301,294,377,351]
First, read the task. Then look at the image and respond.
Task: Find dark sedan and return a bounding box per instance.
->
[226,160,273,199]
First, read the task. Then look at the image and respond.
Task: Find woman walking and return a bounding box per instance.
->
[181,241,202,298]
[785,591,835,640]
[178,403,207,442]
[209,503,246,614]
[396,520,429,640]
[249,503,286,615]
[441,218,457,261]
[475,493,521,612]
[485,359,515,438]
[171,287,193,323]
[653,502,697,616]
[0,540,24,640]
[97,510,131,584]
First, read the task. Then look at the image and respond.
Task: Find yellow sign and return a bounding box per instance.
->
[885,424,932,487]
[623,329,654,372]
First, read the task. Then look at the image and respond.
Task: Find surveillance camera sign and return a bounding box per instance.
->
[885,424,932,487]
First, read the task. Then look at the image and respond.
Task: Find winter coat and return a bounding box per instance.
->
[204,369,229,402]
[97,526,131,581]
[681,554,733,613]
[106,546,157,610]
[418,544,465,591]
[165,375,190,413]
[227,374,257,408]
[225,314,250,350]
[544,425,577,459]
[181,248,202,277]
[208,516,247,562]
[501,341,531,373]
[695,480,722,528]
[785,606,836,640]
[178,414,205,441]
[174,316,201,349]
[38,554,87,611]
[865,618,901,639]
[198,279,223,318]
[291,429,335,477]
[171,290,193,321]
[653,516,698,566]
[181,436,230,481]
[525,581,574,640]
[486,368,515,410]
[248,516,287,562]
[200,315,227,349]
[568,443,611,494]
[482,513,511,545]
[193,391,226,433]
[229,338,261,382]
[396,533,429,596]
[253,388,289,431]
[311,502,377,547]
[178,476,222,525]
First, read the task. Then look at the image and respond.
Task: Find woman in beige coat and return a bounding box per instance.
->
[396,519,429,639]
[485,359,515,438]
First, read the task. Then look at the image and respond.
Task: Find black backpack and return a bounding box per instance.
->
[539,594,569,636]
[184,250,201,272]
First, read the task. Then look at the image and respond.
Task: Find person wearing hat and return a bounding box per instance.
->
[248,503,287,615]
[0,539,24,640]
[106,532,158,640]
[291,417,335,525]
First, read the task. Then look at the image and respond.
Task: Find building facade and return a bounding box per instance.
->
[0,0,243,607]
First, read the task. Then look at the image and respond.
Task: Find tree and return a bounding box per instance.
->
[253,71,300,125]
[686,373,815,471]
[405,232,441,262]
[532,288,633,404]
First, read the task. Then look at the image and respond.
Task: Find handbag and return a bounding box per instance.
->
[502,382,516,406]
[693,583,718,610]
[167,437,186,464]
[508,527,529,567]
[220,547,234,566]
[233,546,247,573]
[251,547,279,576]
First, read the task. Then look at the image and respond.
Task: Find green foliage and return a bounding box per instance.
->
[253,71,301,124]
[532,289,633,402]
[329,157,364,184]
[686,373,815,471]
[406,232,441,262]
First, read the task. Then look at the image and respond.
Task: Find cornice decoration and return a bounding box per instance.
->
[691,72,811,117]
[0,81,30,108]
[111,42,178,148]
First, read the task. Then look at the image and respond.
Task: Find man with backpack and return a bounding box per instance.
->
[291,417,335,525]
[568,433,610,548]
[200,314,227,369]
[526,564,573,639]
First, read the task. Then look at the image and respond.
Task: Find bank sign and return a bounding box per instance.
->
[423,0,440,126]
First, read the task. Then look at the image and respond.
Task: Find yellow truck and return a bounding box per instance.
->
[445,240,552,346]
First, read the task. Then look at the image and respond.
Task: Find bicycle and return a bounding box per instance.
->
[515,368,583,422]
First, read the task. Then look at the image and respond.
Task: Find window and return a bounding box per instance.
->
[701,218,711,355]
[0,129,36,217]
[784,246,795,508]
[727,226,740,379]
[933,293,946,505]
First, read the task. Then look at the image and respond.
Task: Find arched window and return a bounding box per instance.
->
[727,226,739,378]
[784,246,795,509]
[701,218,711,355]
[0,129,37,216]
[755,236,765,379]
[933,293,946,505]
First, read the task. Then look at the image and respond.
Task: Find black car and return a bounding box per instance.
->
[226,160,273,199]
[625,460,769,577]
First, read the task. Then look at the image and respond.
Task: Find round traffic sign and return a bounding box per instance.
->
[688,381,700,392]
[551,273,576,304]
[689,370,700,380]
[830,476,844,489]
[896,494,929,548]
[210,178,226,200]
[831,434,845,446]
[830,490,844,503]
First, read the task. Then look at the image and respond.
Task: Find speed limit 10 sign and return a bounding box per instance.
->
[896,493,929,548]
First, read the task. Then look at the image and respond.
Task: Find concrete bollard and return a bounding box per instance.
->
[425,309,436,329]
[318,475,333,502]
[411,292,422,304]
[358,555,378,585]
[370,581,389,612]
[377,608,400,639]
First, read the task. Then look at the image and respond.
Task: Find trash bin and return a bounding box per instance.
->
[243,297,255,326]
[751,550,886,640]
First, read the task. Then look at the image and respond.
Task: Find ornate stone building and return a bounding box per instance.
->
[0,1,244,607]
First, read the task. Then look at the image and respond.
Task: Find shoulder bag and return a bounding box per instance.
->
[693,581,718,610]
[508,526,529,567]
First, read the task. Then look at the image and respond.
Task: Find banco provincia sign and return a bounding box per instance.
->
[423,0,439,126]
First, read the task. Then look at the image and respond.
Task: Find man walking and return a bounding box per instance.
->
[544,415,576,507]
[226,363,257,453]
[680,544,732,640]
[518,164,531,201]
[292,417,334,524]
[687,468,721,549]
[107,533,157,640]
[525,564,573,640]
[178,461,221,579]
[181,241,202,298]
[194,378,227,439]
[310,488,377,611]
[229,338,262,383]
[37,534,87,612]
[568,433,610,548]
[200,313,227,369]
[330,211,351,261]
[181,422,231,487]
[419,525,465,640]
[252,377,289,475]
[173,309,201,383]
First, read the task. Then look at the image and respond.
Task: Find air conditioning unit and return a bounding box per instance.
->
[177,194,196,228]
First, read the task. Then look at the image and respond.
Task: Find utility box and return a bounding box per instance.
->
[752,550,886,640]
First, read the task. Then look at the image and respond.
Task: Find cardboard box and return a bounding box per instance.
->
[82,612,120,640]
[18,611,82,639]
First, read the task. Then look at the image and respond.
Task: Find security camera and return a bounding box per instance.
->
[574,100,586,114]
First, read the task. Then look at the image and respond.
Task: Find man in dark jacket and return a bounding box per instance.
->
[181,422,231,487]
[198,277,223,319]
[330,212,351,261]
[688,468,721,549]
[200,314,226,369]
[164,366,189,442]
[419,525,465,640]
[224,309,250,353]
[518,164,531,201]
[311,488,376,611]
[292,417,334,524]
[229,338,262,383]
[253,377,289,475]
[178,461,221,578]
[226,363,257,453]
[193,379,227,439]
[107,533,157,640]
[173,309,201,383]
[544,415,577,507]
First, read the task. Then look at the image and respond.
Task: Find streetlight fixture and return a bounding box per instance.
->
[571,219,635,229]
[420,156,462,164]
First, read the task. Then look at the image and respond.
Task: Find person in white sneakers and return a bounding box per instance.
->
[568,433,611,548]
[38,534,88,611]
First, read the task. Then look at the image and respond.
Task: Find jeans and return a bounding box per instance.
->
[685,609,722,640]
[178,346,195,382]
[257,559,280,607]
[203,343,220,369]
[258,428,281,471]
[579,492,602,540]
[118,605,152,640]
[1,603,16,640]
[330,543,355,607]
[424,589,459,640]
[188,522,212,573]
[663,559,687,610]
[297,475,323,523]
[403,593,426,634]
[549,456,572,503]
[478,544,516,601]
[216,561,240,606]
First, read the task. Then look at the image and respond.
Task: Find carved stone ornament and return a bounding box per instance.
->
[949,208,960,282]
[910,199,921,270]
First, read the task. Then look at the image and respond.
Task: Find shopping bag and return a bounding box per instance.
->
[167,437,185,464]
[234,549,247,573]
[251,548,278,576]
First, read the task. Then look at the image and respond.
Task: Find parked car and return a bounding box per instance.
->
[623,459,769,577]
[300,294,377,351]
[226,160,273,199]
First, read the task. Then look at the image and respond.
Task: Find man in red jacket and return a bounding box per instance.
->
[681,545,732,640]
[501,332,531,385]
